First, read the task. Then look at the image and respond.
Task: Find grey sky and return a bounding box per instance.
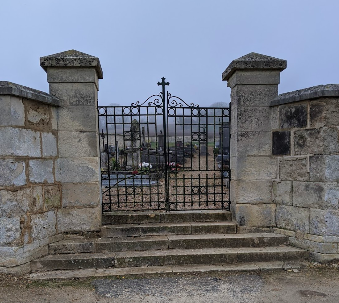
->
[1,0,339,106]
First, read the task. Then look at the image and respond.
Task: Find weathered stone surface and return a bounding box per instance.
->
[25,100,51,129]
[57,207,101,233]
[49,83,97,106]
[232,85,278,107]
[0,95,25,126]
[42,132,57,157]
[237,131,271,156]
[239,156,277,180]
[310,98,339,128]
[62,183,100,208]
[237,107,271,131]
[0,160,26,187]
[55,158,99,183]
[310,209,339,236]
[0,81,60,106]
[44,185,61,210]
[276,205,310,233]
[293,182,339,210]
[0,186,43,217]
[271,84,339,106]
[272,181,292,205]
[57,106,97,132]
[294,128,339,155]
[279,104,307,129]
[310,155,339,182]
[31,211,57,241]
[279,157,308,181]
[58,131,98,157]
[235,204,276,227]
[228,70,281,88]
[40,49,103,79]
[222,52,286,81]
[29,160,54,183]
[272,131,290,155]
[234,180,272,204]
[47,67,99,87]
[270,106,279,130]
[293,182,325,209]
[289,237,338,254]
[0,127,41,157]
[0,217,21,245]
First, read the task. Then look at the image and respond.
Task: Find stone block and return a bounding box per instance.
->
[0,95,25,126]
[0,217,21,245]
[293,181,326,209]
[0,127,41,157]
[276,205,310,233]
[237,131,271,156]
[42,132,57,157]
[31,211,57,241]
[239,156,278,180]
[58,131,98,157]
[49,83,97,106]
[227,70,281,88]
[279,104,307,129]
[289,237,338,254]
[0,160,26,187]
[62,183,100,208]
[310,155,339,182]
[47,67,99,87]
[310,209,339,236]
[57,106,97,132]
[279,157,308,181]
[29,160,54,183]
[55,157,99,183]
[0,246,24,267]
[270,106,279,130]
[237,107,271,132]
[25,100,51,130]
[57,207,101,233]
[310,99,339,128]
[234,85,278,107]
[44,185,61,210]
[272,131,290,155]
[50,107,58,130]
[234,180,272,204]
[0,186,43,217]
[272,181,292,205]
[235,203,276,227]
[294,128,339,155]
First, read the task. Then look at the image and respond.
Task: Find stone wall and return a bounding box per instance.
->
[0,82,61,273]
[271,85,339,262]
[0,50,103,273]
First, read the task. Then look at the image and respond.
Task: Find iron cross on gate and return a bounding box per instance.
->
[157,77,170,91]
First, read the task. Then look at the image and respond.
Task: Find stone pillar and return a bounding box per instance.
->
[222,52,287,230]
[40,50,103,233]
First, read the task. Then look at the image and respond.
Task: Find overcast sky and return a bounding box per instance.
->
[1,0,339,106]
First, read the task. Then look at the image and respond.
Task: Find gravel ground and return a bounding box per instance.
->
[1,266,339,303]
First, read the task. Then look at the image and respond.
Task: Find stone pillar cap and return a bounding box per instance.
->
[40,49,103,79]
[222,52,287,81]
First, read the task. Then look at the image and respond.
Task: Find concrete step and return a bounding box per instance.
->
[49,233,288,254]
[101,222,237,238]
[102,210,232,225]
[31,246,307,272]
[28,261,306,281]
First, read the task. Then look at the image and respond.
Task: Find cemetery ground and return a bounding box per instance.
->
[103,146,229,211]
[1,264,339,302]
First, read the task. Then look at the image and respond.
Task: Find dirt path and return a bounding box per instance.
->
[2,266,339,303]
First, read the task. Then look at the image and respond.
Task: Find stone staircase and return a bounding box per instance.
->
[28,211,307,280]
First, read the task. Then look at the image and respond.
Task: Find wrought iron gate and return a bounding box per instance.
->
[98,78,230,212]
